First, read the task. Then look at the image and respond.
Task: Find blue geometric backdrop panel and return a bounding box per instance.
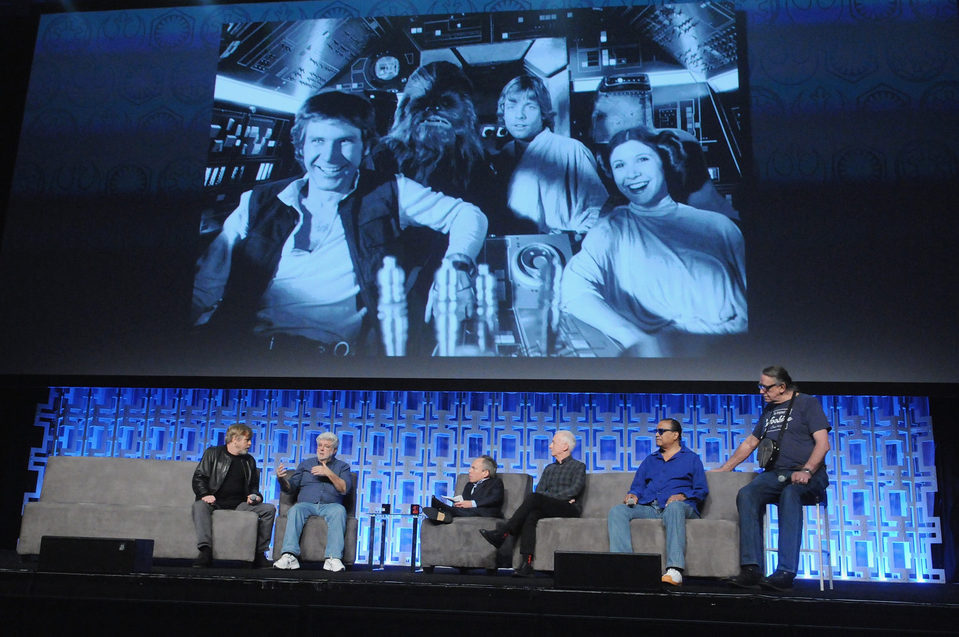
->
[22,388,943,582]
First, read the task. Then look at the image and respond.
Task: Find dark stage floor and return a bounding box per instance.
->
[1,551,956,635]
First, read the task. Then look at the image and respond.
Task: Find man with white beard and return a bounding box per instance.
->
[274,432,354,572]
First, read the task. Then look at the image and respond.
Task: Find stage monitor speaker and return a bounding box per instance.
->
[553,551,661,591]
[38,536,154,574]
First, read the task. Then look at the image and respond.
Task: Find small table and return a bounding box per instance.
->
[366,511,420,572]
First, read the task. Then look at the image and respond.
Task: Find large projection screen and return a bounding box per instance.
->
[1,1,958,385]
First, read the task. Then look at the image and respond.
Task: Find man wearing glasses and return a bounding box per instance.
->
[607,418,708,586]
[274,432,353,572]
[715,365,831,591]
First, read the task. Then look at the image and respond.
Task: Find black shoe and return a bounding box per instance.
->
[424,507,454,524]
[479,528,507,549]
[760,570,795,591]
[726,565,762,588]
[252,552,272,568]
[192,546,212,568]
[512,561,536,578]
[431,497,456,516]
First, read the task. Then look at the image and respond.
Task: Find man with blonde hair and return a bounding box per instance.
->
[192,424,275,568]
[490,74,606,235]
[479,430,586,577]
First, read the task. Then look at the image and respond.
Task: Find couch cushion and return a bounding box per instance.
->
[39,456,197,506]
[272,515,359,564]
[579,472,633,518]
[701,471,757,520]
[420,516,505,569]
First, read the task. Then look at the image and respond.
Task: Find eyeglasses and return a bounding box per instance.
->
[654,428,677,435]
[758,382,782,392]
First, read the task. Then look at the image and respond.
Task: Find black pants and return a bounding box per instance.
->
[505,492,580,556]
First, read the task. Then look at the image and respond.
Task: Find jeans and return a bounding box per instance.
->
[607,501,699,570]
[280,501,346,559]
[737,469,829,574]
[192,499,276,554]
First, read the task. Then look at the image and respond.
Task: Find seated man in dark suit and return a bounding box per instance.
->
[424,455,504,523]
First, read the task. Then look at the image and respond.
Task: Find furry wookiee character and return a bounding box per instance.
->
[374,61,490,202]
[371,62,491,349]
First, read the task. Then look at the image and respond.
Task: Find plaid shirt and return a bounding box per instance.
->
[536,456,586,502]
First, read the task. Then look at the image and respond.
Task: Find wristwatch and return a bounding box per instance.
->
[444,253,476,277]
[801,468,813,475]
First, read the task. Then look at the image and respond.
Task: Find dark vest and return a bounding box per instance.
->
[211,170,406,345]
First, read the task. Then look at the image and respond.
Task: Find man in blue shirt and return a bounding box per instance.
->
[607,418,708,586]
[274,432,353,572]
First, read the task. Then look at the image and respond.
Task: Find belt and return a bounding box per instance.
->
[263,334,352,357]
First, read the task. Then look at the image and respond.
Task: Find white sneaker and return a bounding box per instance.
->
[661,568,683,586]
[273,553,300,570]
[323,557,346,572]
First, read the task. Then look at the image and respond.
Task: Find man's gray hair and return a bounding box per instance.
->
[317,431,339,450]
[477,454,497,478]
[555,429,576,451]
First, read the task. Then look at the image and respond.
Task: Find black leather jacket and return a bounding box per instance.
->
[192,445,263,500]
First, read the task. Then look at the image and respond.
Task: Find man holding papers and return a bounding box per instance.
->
[424,455,504,523]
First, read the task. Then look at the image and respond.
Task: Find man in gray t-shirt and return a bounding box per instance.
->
[715,365,831,591]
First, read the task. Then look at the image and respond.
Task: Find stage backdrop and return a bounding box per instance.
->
[21,388,942,583]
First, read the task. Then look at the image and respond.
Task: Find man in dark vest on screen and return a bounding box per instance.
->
[191,90,487,357]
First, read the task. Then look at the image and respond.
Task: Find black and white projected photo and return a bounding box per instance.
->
[3,0,958,385]
[193,5,746,362]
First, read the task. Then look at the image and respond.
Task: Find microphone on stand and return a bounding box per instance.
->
[377,256,408,356]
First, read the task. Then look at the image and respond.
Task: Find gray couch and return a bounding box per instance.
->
[17,456,262,561]
[526,470,757,577]
[271,472,359,565]
[420,472,532,572]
